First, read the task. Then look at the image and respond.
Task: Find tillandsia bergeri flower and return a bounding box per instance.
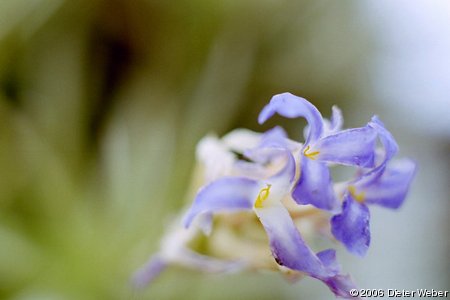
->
[133,93,416,299]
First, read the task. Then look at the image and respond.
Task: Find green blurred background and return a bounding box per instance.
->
[0,0,448,299]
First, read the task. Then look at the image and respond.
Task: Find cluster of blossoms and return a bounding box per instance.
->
[134,93,416,298]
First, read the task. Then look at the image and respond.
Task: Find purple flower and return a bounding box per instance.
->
[183,128,358,298]
[134,93,414,299]
[258,93,378,211]
[331,117,417,256]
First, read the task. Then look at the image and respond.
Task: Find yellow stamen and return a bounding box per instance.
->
[254,184,272,208]
[303,145,320,160]
[348,185,365,203]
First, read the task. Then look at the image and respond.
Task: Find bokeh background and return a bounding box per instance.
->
[0,0,449,299]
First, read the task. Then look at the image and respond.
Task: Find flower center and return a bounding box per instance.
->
[254,184,272,208]
[348,185,365,203]
[303,145,320,160]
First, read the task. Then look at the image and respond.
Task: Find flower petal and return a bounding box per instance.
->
[259,126,289,148]
[183,177,259,228]
[254,203,359,298]
[243,127,297,184]
[196,135,236,181]
[232,160,269,180]
[195,212,214,235]
[311,125,377,167]
[316,249,361,298]
[331,193,371,257]
[323,274,361,299]
[132,255,167,288]
[330,105,343,133]
[359,158,417,209]
[316,249,340,275]
[356,116,400,185]
[175,248,246,273]
[369,116,398,163]
[254,202,332,278]
[221,128,262,153]
[292,156,338,211]
[322,105,343,136]
[272,150,296,184]
[258,92,324,144]
[257,126,302,153]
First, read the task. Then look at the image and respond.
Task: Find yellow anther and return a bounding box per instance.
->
[254,184,272,208]
[303,145,320,160]
[348,185,365,203]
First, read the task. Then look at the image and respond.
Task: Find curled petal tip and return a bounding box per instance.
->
[330,105,343,132]
[258,92,323,142]
[257,107,272,125]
